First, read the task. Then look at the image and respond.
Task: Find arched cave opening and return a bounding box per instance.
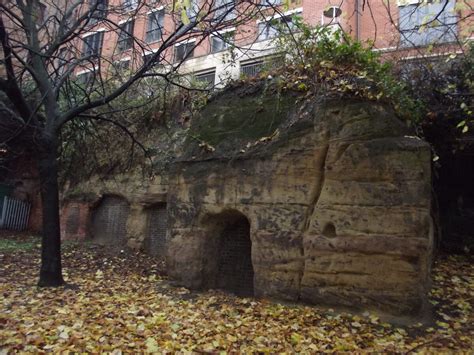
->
[203,211,254,297]
[90,195,129,245]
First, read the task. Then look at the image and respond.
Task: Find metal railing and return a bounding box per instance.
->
[240,61,264,77]
[0,196,31,231]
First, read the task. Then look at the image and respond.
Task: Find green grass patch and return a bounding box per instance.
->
[0,238,39,252]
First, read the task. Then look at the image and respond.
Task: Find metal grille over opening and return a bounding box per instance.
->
[216,216,254,296]
[91,196,129,245]
[145,204,168,257]
[240,61,264,77]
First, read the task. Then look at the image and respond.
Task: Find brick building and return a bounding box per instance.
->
[2,0,471,237]
[76,0,472,86]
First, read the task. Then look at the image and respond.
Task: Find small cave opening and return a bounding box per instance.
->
[322,222,337,238]
[203,211,254,297]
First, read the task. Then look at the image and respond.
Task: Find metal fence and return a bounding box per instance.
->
[0,196,31,231]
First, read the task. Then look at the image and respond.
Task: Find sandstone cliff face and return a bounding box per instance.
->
[166,90,433,314]
[60,172,168,251]
[59,84,433,314]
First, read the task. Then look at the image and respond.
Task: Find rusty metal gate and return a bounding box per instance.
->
[216,217,254,296]
[91,196,129,245]
[145,204,167,257]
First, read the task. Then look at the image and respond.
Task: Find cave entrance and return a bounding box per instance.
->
[144,203,168,257]
[214,213,254,297]
[90,195,129,245]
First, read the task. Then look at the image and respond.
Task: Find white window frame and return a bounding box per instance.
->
[174,39,196,62]
[210,27,235,53]
[261,0,282,6]
[214,0,236,22]
[257,9,301,41]
[146,9,165,43]
[398,0,458,47]
[122,0,138,12]
[82,31,104,57]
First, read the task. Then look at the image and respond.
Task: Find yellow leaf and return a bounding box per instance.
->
[436,321,450,329]
[291,332,302,345]
[145,337,159,352]
[181,9,190,25]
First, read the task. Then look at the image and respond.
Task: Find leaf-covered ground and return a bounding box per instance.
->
[0,234,472,353]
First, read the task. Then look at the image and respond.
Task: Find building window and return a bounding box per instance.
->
[261,0,282,6]
[77,71,95,85]
[257,14,297,41]
[174,41,194,62]
[117,20,134,52]
[143,52,154,65]
[146,10,164,43]
[114,60,130,72]
[240,61,264,77]
[181,0,199,22]
[89,0,107,23]
[321,6,342,26]
[214,0,236,22]
[398,0,457,47]
[82,32,103,57]
[211,31,234,53]
[122,0,138,12]
[257,21,278,41]
[240,56,283,77]
[143,52,161,71]
[195,70,216,88]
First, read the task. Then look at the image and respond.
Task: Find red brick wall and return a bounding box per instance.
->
[74,0,472,75]
[60,201,91,241]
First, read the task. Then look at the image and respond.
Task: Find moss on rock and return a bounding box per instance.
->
[187,82,298,156]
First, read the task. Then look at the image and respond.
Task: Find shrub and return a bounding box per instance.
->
[273,20,423,124]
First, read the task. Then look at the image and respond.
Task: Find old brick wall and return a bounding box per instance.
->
[60,202,91,241]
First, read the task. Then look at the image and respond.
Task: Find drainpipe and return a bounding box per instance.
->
[355,0,360,41]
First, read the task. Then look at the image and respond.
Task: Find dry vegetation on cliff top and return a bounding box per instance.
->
[0,234,472,353]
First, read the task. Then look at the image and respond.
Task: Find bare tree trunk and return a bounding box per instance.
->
[38,137,64,287]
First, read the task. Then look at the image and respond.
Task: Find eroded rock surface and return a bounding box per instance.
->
[167,89,433,315]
